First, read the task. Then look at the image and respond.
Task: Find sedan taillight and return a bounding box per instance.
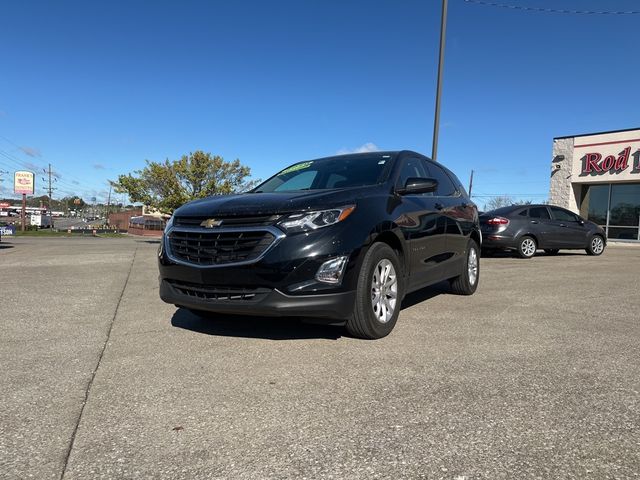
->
[486,217,510,226]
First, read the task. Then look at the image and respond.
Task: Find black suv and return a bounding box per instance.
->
[159,151,481,339]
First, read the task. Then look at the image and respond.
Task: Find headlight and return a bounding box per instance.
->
[278,205,355,232]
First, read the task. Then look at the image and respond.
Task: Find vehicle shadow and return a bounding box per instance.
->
[401,281,449,309]
[0,243,14,249]
[482,250,586,259]
[171,308,343,340]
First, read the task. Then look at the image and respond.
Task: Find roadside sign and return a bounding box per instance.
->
[0,225,15,236]
[14,171,35,195]
[0,202,10,208]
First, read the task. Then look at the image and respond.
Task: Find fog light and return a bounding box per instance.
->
[315,255,348,284]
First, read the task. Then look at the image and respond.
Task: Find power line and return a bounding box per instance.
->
[0,147,104,199]
[463,0,640,15]
[0,135,101,189]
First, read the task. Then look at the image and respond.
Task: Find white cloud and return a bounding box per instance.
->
[336,142,380,155]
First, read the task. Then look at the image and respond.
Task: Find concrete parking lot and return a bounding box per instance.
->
[1,236,639,479]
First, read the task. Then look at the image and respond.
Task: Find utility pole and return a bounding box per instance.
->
[431,0,448,163]
[468,169,474,197]
[106,183,112,226]
[0,169,7,192]
[0,170,8,221]
[43,164,56,229]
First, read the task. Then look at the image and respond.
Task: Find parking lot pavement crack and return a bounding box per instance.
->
[58,246,139,480]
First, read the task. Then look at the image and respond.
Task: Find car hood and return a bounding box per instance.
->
[173,186,383,217]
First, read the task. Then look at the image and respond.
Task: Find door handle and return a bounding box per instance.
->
[435,203,444,210]
[560,224,567,227]
[530,220,538,224]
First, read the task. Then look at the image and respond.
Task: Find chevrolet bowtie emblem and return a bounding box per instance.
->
[200,218,223,228]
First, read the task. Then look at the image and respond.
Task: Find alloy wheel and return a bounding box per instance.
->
[521,238,536,257]
[468,247,478,285]
[591,236,604,254]
[371,259,398,324]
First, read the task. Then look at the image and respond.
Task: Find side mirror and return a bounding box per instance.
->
[397,177,438,195]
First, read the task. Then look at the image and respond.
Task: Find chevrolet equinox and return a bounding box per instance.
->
[159,151,481,339]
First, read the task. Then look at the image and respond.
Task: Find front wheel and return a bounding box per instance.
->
[346,243,403,340]
[586,235,605,256]
[450,239,480,295]
[517,236,537,259]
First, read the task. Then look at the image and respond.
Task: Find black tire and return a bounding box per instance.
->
[345,243,403,340]
[586,235,605,256]
[544,249,560,255]
[517,236,537,259]
[450,238,480,295]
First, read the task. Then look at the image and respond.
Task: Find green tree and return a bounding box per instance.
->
[112,151,257,213]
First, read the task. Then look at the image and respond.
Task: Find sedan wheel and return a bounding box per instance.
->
[586,235,605,256]
[517,236,537,259]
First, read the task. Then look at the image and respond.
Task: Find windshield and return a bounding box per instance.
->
[254,154,394,193]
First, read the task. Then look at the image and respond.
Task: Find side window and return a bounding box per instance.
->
[326,173,347,188]
[529,207,551,219]
[518,209,528,217]
[550,207,579,222]
[425,162,456,196]
[396,157,429,190]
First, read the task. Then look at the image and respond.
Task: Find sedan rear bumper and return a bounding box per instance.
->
[481,234,518,249]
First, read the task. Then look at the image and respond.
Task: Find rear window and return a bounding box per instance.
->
[483,206,517,217]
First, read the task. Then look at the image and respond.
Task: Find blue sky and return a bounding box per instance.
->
[1,0,639,207]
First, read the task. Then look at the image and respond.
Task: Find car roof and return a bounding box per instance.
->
[295,150,431,164]
[482,204,573,216]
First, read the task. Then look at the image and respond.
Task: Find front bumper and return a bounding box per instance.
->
[158,222,366,320]
[160,279,355,321]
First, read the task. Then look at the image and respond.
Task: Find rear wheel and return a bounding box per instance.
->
[450,239,480,295]
[586,235,605,256]
[346,243,403,340]
[517,236,537,259]
[544,249,560,255]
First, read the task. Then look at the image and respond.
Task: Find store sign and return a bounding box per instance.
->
[0,225,15,236]
[573,130,640,183]
[581,147,637,175]
[14,171,35,195]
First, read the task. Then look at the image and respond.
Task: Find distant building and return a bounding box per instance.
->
[550,127,640,242]
[108,208,143,230]
[109,206,167,236]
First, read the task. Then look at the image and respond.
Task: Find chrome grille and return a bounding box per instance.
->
[168,229,276,266]
[174,215,281,228]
